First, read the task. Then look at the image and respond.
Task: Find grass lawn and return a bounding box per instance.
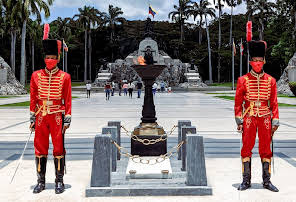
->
[206,93,235,95]
[72,82,85,87]
[209,82,237,88]
[278,94,296,98]
[215,96,296,107]
[0,96,80,107]
[0,96,18,99]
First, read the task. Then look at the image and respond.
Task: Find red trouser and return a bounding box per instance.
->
[241,114,272,159]
[34,112,65,156]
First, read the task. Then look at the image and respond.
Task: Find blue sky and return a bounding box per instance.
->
[42,0,249,23]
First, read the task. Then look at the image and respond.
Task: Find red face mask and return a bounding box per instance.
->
[250,61,264,73]
[44,59,58,70]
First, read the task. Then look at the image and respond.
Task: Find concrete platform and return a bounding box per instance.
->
[85,185,212,197]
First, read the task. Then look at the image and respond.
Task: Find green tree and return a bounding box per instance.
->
[189,0,204,45]
[101,5,124,62]
[51,17,73,72]
[203,0,216,83]
[27,19,42,72]
[168,0,192,43]
[225,0,242,44]
[245,0,276,40]
[2,0,21,74]
[213,0,226,83]
[14,0,53,85]
[74,6,102,81]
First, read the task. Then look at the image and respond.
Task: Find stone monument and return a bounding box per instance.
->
[86,18,211,197]
[277,53,296,96]
[0,56,26,95]
[101,18,205,88]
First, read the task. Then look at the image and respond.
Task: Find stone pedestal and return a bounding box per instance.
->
[181,126,197,171]
[186,134,207,186]
[108,121,121,160]
[90,134,111,187]
[102,127,117,172]
[178,120,191,160]
[126,157,172,179]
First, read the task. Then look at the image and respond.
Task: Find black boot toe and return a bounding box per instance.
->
[238,182,251,191]
[33,183,45,194]
[263,182,279,192]
[55,182,65,194]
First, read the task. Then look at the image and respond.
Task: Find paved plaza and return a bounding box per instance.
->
[0,92,295,201]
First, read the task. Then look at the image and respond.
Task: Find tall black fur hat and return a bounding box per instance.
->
[42,40,61,56]
[42,24,61,56]
[249,40,267,58]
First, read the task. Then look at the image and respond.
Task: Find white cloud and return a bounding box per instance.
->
[49,0,250,22]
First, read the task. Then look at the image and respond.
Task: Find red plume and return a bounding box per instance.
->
[246,21,252,42]
[43,24,50,40]
[57,40,62,55]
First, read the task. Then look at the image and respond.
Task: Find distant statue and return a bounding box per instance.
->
[144,46,156,65]
[144,17,154,38]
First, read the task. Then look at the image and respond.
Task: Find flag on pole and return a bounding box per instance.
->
[233,41,236,56]
[240,43,244,55]
[63,40,68,52]
[149,5,157,18]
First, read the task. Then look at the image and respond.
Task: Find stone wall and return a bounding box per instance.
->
[0,56,27,95]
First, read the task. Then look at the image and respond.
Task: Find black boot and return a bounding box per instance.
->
[54,156,65,194]
[238,157,251,191]
[33,156,47,194]
[262,158,279,192]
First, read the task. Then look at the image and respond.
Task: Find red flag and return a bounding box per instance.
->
[241,43,244,55]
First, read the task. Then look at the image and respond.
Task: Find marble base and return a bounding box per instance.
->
[126,157,172,179]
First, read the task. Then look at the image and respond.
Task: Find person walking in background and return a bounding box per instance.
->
[157,83,161,92]
[118,80,122,96]
[123,82,128,96]
[128,81,135,98]
[111,81,115,96]
[152,82,158,96]
[105,82,112,100]
[136,80,143,98]
[160,81,165,93]
[86,82,91,98]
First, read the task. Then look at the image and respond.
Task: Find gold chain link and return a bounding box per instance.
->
[111,139,184,165]
[120,125,177,146]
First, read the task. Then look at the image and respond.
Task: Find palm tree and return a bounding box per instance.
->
[2,0,20,74]
[168,0,193,43]
[225,0,242,44]
[101,5,124,62]
[213,0,225,83]
[200,0,216,83]
[189,1,204,45]
[14,0,53,85]
[27,19,42,72]
[51,17,73,72]
[245,0,276,40]
[74,6,102,82]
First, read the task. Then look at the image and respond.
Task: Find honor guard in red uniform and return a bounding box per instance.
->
[235,40,279,192]
[29,24,72,194]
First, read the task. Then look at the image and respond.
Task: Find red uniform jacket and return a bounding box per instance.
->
[234,70,279,126]
[30,67,72,122]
